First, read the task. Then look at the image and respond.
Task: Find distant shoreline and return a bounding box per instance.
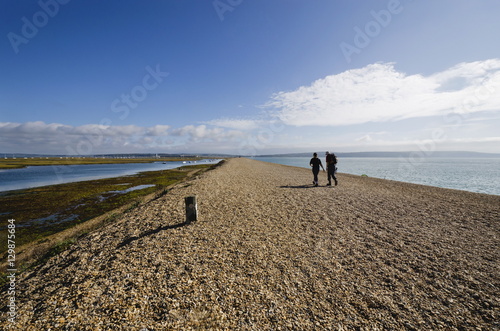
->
[255,151,500,158]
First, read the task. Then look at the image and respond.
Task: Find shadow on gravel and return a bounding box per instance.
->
[279,185,316,189]
[117,220,192,248]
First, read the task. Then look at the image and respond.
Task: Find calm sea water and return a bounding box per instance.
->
[254,156,500,196]
[0,159,221,192]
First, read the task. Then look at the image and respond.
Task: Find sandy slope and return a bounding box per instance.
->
[2,158,499,330]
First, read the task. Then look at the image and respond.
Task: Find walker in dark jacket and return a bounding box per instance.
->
[325,151,338,186]
[309,153,324,186]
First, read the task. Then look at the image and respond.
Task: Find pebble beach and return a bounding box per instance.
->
[2,158,499,330]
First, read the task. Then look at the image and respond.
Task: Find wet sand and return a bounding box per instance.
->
[2,158,499,330]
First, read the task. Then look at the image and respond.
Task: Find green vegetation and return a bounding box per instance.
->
[0,157,200,169]
[0,160,224,287]
[0,163,213,255]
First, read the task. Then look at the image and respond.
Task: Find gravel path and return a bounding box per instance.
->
[2,158,499,330]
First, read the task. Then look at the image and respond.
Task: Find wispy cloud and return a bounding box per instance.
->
[0,122,171,137]
[170,124,245,142]
[0,122,244,154]
[265,59,500,127]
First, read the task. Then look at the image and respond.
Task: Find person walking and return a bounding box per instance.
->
[325,151,338,186]
[309,152,324,187]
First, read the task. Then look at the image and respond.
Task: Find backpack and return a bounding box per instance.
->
[327,154,337,165]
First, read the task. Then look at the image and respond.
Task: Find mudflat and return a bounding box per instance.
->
[2,158,499,329]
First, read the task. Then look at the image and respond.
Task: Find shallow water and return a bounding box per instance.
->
[0,159,221,192]
[254,156,500,196]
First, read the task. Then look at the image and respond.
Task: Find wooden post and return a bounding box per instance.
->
[185,196,197,223]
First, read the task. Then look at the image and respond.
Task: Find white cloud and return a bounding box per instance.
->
[145,125,170,136]
[171,125,215,139]
[0,122,244,154]
[171,125,245,142]
[0,121,72,135]
[265,59,500,127]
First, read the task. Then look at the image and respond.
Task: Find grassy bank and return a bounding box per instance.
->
[0,163,217,256]
[0,157,200,169]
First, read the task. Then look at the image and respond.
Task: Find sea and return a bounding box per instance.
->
[0,159,221,192]
[253,156,500,196]
[1,157,498,196]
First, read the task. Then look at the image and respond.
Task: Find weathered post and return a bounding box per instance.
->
[185,196,197,223]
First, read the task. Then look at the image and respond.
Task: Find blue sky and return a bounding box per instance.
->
[1,0,500,155]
